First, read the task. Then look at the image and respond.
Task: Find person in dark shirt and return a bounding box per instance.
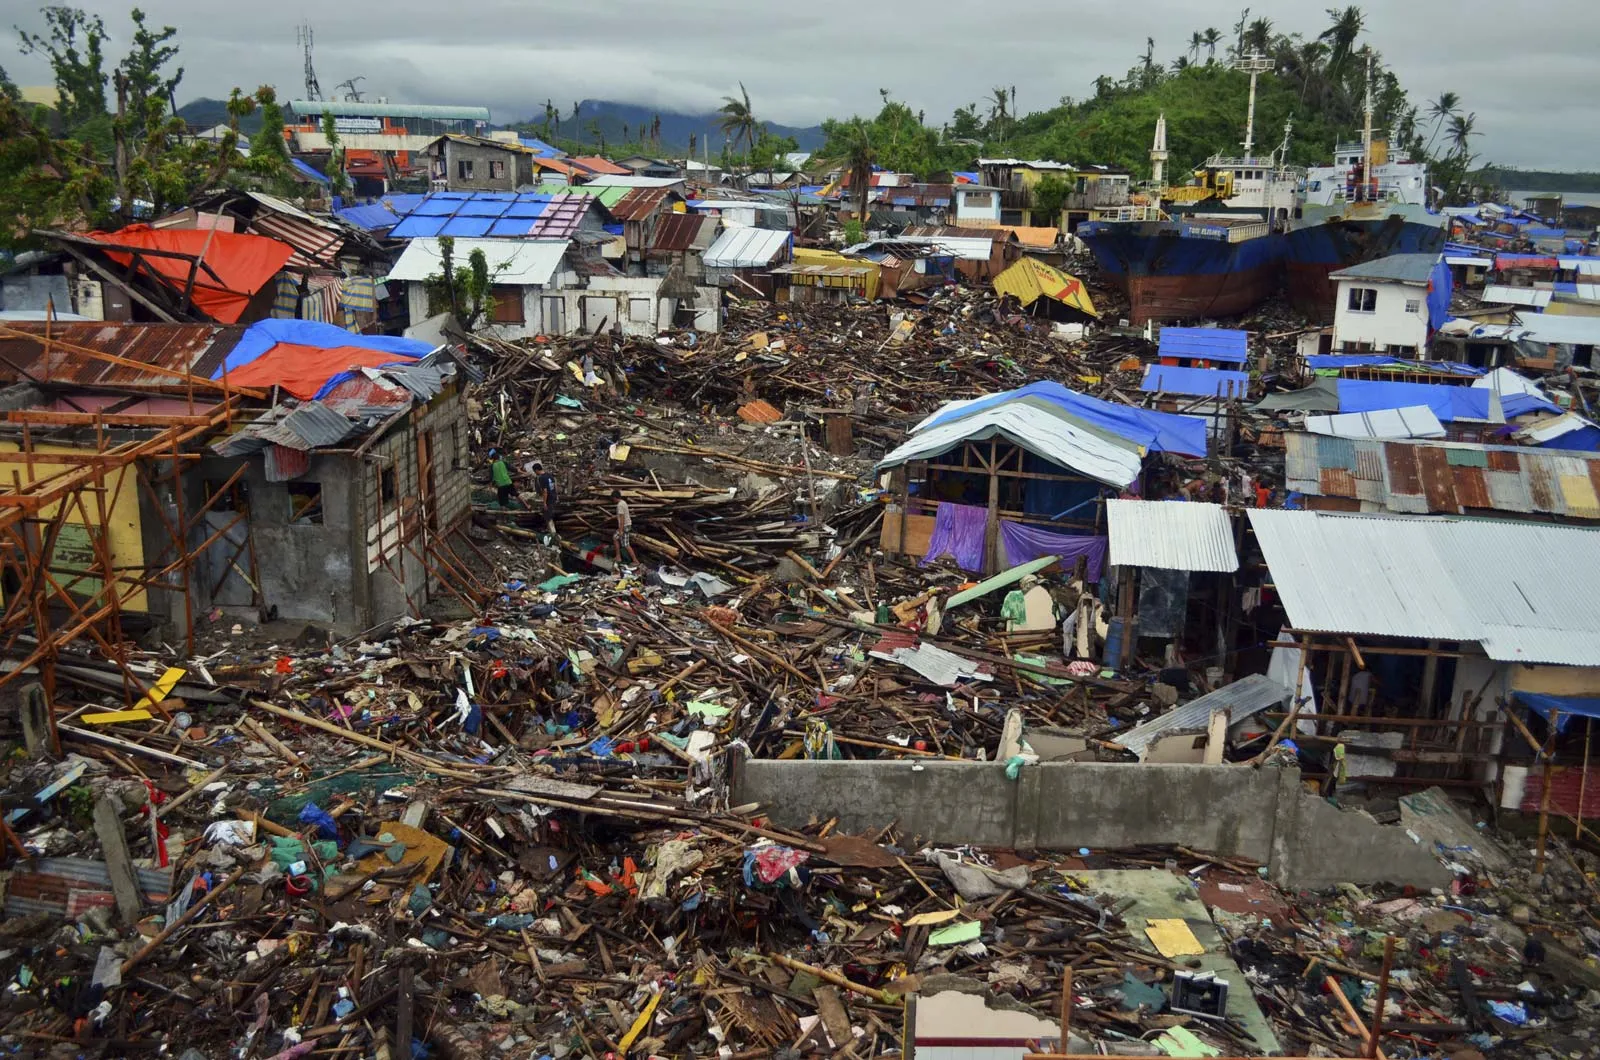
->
[532,462,558,532]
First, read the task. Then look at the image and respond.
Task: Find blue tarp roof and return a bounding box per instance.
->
[954,172,980,184]
[1157,327,1249,364]
[1141,365,1251,398]
[922,381,1208,457]
[1307,354,1484,376]
[1337,379,1559,422]
[1516,691,1600,733]
[386,191,588,239]
[291,158,331,185]
[518,137,562,157]
[334,194,428,231]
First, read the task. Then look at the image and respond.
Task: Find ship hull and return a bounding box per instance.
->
[1078,220,1286,325]
[1285,213,1448,322]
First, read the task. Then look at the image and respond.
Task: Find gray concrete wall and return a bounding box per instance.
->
[733,758,1452,892]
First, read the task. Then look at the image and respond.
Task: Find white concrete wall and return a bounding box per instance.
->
[1334,279,1429,352]
[955,190,1001,225]
[407,275,720,339]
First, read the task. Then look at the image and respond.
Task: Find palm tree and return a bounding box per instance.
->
[1189,31,1204,63]
[718,82,759,160]
[1093,74,1116,99]
[988,86,1010,139]
[1447,112,1477,158]
[1202,28,1222,62]
[1319,5,1366,76]
[1245,16,1274,55]
[1423,91,1460,157]
[1296,39,1328,103]
[1171,56,1191,74]
[822,118,877,224]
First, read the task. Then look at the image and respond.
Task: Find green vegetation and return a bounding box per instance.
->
[810,6,1484,203]
[1474,167,1600,194]
[424,235,495,330]
[1,5,286,248]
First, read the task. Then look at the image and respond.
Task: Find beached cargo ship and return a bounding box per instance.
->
[1284,89,1446,321]
[1078,55,1300,325]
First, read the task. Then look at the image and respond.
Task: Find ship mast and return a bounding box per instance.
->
[1235,52,1274,163]
[1361,52,1374,196]
[1150,112,1168,189]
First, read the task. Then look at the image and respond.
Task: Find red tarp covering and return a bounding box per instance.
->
[86,225,295,323]
[222,343,412,400]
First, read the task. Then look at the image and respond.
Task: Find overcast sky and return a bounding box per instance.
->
[3,0,1595,170]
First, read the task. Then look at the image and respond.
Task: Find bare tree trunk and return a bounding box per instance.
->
[113,72,132,226]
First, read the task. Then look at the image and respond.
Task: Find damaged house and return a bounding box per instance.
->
[0,319,477,641]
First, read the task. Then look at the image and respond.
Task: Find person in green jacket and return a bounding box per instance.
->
[489,448,515,508]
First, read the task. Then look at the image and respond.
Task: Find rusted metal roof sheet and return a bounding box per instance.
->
[610,188,673,223]
[1285,430,1600,521]
[650,212,713,254]
[0,322,243,387]
[248,213,346,269]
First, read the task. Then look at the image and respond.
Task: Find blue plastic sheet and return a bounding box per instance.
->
[213,319,432,380]
[922,382,1207,457]
[1515,691,1600,733]
[297,802,340,842]
[1336,379,1557,422]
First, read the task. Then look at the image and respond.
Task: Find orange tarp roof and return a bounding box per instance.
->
[86,225,294,324]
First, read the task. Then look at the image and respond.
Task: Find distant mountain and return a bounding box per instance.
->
[176,97,263,135]
[515,99,825,156]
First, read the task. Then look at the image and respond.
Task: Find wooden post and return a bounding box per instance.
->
[985,440,1002,574]
[1579,718,1592,842]
[92,796,142,925]
[1537,709,1560,874]
[1367,936,1395,1058]
[1419,639,1441,715]
[1059,967,1073,1049]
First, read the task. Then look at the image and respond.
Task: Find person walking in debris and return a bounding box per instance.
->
[531,462,558,533]
[613,489,639,567]
[1325,740,1348,798]
[489,448,515,508]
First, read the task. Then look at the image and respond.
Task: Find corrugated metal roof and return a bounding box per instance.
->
[1157,327,1249,364]
[650,213,714,254]
[877,401,1144,488]
[703,227,791,269]
[1112,673,1290,760]
[247,212,346,269]
[1483,285,1553,308]
[1105,499,1239,572]
[1304,406,1445,440]
[581,174,686,189]
[1509,313,1600,346]
[993,258,1098,317]
[1283,432,1600,520]
[0,322,242,387]
[386,238,569,286]
[1248,508,1600,664]
[1329,252,1440,285]
[609,187,674,223]
[288,101,489,121]
[387,191,594,240]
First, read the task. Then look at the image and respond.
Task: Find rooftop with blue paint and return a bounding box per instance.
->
[1157,327,1249,364]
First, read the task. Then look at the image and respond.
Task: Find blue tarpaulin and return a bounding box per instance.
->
[1516,691,1600,733]
[1427,257,1454,333]
[1157,327,1249,364]
[291,158,331,185]
[1307,353,1482,376]
[1337,379,1558,422]
[920,381,1208,457]
[1141,365,1251,398]
[215,319,433,391]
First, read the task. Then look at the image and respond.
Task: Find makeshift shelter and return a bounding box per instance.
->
[1104,499,1241,664]
[877,385,1202,573]
[210,319,433,400]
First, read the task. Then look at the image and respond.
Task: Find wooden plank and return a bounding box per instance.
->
[92,796,142,925]
[880,510,935,557]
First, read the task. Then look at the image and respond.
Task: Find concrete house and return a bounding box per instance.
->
[952,184,1003,227]
[1331,253,1449,356]
[423,135,534,192]
[388,237,579,341]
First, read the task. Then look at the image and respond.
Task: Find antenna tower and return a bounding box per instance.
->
[1233,52,1273,162]
[297,22,322,102]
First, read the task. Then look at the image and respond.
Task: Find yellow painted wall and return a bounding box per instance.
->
[1545,301,1600,318]
[0,443,147,611]
[791,248,882,301]
[1511,665,1600,697]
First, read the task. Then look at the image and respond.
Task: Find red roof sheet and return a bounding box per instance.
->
[610,187,673,223]
[570,155,630,176]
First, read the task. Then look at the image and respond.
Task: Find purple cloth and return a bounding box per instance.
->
[921,502,988,572]
[999,521,1108,580]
